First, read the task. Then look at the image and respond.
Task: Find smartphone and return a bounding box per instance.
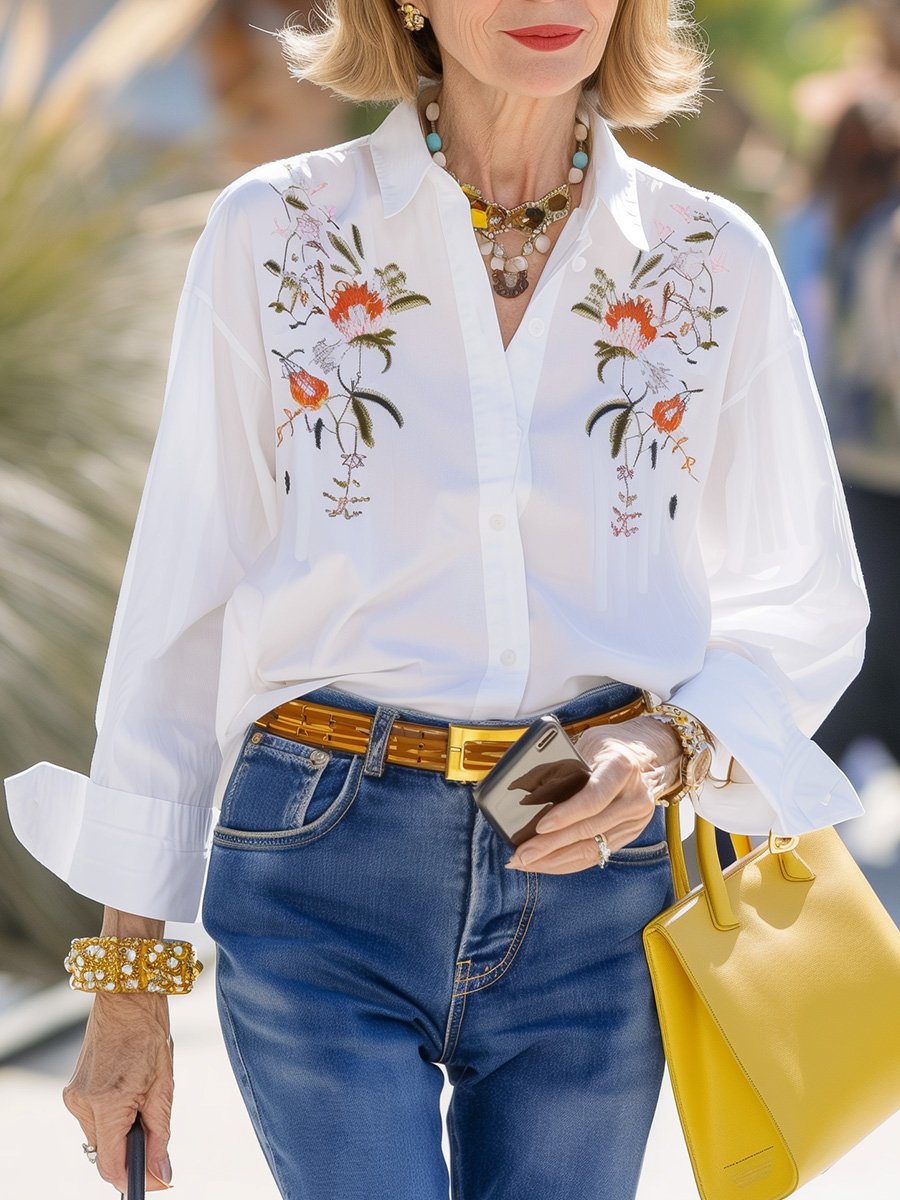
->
[121,1113,146,1200]
[472,714,591,850]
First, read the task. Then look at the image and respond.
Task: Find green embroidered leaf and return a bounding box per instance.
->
[314,418,324,449]
[351,397,375,447]
[592,267,615,295]
[650,440,658,469]
[585,401,630,437]
[387,294,431,313]
[593,340,633,359]
[331,265,352,276]
[352,329,397,347]
[610,411,631,458]
[285,194,308,210]
[263,259,282,276]
[355,389,404,427]
[571,301,604,322]
[713,306,728,315]
[699,340,719,349]
[683,231,714,242]
[351,223,365,259]
[349,329,396,371]
[594,342,633,383]
[696,308,713,321]
[327,231,361,272]
[630,253,663,288]
[669,495,679,519]
[268,301,286,312]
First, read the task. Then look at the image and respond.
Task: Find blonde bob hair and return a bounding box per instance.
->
[275,1,711,130]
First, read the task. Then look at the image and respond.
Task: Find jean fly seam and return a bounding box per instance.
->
[459,868,538,989]
[439,959,472,1064]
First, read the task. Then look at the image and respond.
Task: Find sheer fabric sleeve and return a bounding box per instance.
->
[667,231,870,836]
[3,183,278,921]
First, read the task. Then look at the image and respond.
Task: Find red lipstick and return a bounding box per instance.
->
[504,25,583,52]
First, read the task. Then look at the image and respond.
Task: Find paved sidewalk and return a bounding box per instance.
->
[1,927,898,1197]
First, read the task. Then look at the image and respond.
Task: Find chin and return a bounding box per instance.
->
[482,66,591,100]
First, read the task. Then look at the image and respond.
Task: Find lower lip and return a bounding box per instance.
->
[504,30,582,52]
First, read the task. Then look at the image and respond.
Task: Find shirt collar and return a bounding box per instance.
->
[369,96,650,252]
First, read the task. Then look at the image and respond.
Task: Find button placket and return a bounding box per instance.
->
[430,174,532,713]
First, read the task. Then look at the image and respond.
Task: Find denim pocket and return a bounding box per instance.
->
[606,806,670,865]
[606,839,671,866]
[213,728,364,849]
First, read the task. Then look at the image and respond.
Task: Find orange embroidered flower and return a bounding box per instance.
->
[327,280,386,341]
[288,367,329,410]
[651,395,686,433]
[604,296,657,354]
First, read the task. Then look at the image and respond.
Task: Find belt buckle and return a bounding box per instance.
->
[445,724,519,782]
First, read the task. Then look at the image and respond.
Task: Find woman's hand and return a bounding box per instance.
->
[504,714,683,874]
[62,908,175,1192]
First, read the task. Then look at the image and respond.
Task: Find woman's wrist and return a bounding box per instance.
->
[585,714,683,802]
[100,906,164,941]
[67,910,202,996]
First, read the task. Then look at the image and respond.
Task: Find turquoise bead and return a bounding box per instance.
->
[572,150,589,170]
[426,131,442,153]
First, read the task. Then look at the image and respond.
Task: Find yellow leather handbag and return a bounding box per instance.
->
[643,807,900,1200]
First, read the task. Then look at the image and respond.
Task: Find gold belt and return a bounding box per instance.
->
[252,693,648,783]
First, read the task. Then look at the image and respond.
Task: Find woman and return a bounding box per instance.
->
[3,2,868,1197]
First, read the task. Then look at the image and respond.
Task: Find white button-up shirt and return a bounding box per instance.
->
[4,97,869,922]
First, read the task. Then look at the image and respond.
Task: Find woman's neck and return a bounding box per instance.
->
[419,69,585,207]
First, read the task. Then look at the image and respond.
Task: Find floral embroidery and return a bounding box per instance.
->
[572,202,730,535]
[264,174,431,519]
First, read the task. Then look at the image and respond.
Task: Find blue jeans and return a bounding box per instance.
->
[202,681,676,1199]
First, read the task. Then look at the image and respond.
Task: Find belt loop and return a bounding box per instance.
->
[364,705,400,778]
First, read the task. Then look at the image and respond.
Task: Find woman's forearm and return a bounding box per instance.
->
[100,907,165,941]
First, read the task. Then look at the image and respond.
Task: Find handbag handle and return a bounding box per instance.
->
[664,803,815,932]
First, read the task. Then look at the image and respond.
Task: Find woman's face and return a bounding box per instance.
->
[415,2,620,98]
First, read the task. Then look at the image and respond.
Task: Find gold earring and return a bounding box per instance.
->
[399,4,425,32]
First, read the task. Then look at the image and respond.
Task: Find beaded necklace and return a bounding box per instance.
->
[423,96,591,299]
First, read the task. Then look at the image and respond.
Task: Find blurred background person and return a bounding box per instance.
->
[779,5,900,794]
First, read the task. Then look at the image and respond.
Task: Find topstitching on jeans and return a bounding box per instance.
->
[438,958,472,1064]
[456,869,540,992]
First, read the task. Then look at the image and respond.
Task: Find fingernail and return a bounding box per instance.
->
[150,1156,173,1187]
[535,817,555,833]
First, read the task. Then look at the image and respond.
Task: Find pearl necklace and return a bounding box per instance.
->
[423,97,590,298]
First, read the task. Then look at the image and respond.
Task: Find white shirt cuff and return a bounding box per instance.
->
[667,647,865,836]
[4,762,213,923]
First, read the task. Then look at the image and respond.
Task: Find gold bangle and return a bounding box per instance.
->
[64,936,203,995]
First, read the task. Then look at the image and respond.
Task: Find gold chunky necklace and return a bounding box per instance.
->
[422,96,591,299]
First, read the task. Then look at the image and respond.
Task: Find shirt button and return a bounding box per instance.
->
[500,649,517,667]
[489,513,506,531]
[527,318,545,338]
[571,256,587,272]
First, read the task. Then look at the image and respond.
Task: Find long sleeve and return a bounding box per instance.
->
[4,181,278,921]
[668,230,870,836]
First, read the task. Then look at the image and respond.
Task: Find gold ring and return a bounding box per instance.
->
[593,831,611,869]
